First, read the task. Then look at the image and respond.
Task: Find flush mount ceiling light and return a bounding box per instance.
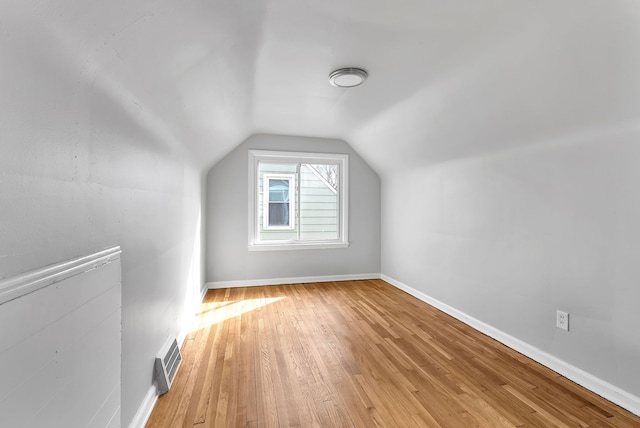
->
[328,67,368,88]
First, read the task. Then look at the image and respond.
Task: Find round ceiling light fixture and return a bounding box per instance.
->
[329,67,368,88]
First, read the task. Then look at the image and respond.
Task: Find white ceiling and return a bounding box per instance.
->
[4,0,640,174]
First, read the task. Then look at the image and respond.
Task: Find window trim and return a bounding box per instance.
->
[248,149,349,251]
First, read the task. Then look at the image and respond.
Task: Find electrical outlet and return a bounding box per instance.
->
[556,310,569,331]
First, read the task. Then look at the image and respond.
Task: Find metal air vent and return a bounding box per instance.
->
[154,337,182,395]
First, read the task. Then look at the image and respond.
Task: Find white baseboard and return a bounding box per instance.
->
[380,274,640,417]
[128,384,158,428]
[206,273,381,289]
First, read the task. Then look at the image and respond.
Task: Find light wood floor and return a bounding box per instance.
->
[146,280,640,427]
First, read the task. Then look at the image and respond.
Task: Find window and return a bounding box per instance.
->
[248,150,349,251]
[263,174,294,229]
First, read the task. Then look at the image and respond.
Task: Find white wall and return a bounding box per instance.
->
[0,12,205,426]
[206,134,380,283]
[0,249,122,428]
[382,128,640,401]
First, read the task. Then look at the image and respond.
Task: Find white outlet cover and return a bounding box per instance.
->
[556,310,569,331]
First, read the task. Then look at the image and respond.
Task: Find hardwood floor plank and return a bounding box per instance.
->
[146,280,640,427]
[256,314,281,428]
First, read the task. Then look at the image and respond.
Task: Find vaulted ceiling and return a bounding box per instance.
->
[4,0,640,174]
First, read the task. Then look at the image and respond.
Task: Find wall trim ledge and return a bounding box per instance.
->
[380,274,640,417]
[206,273,381,289]
[0,246,122,306]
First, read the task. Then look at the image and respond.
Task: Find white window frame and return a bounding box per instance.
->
[248,149,349,251]
[263,173,295,230]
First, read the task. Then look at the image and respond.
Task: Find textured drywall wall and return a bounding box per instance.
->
[381,128,640,400]
[206,134,381,283]
[0,11,205,426]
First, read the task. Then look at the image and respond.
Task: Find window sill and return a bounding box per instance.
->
[248,242,350,252]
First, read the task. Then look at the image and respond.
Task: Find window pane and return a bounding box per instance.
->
[268,202,289,226]
[259,168,295,237]
[308,164,338,190]
[299,164,338,240]
[259,162,296,174]
[268,179,289,202]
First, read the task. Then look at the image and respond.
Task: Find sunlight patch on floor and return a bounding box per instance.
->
[191,297,285,331]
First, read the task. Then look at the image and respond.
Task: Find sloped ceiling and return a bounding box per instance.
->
[5,0,640,174]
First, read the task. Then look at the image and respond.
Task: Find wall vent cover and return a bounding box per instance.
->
[154,337,182,395]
